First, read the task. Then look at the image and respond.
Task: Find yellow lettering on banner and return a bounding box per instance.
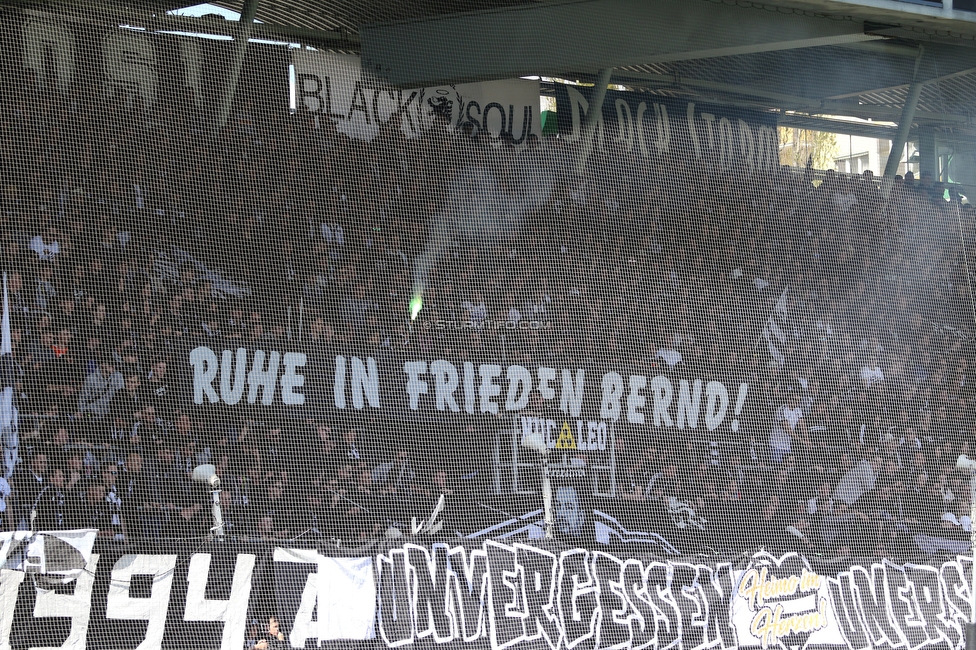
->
[738,567,822,611]
[749,599,829,649]
[799,568,822,592]
[555,422,577,449]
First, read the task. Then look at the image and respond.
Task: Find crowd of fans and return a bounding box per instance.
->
[1,65,975,560]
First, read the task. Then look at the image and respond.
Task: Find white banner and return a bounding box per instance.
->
[188,345,752,432]
[0,529,97,583]
[292,49,540,143]
[1,539,972,650]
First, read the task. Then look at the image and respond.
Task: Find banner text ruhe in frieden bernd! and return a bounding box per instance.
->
[185,344,752,431]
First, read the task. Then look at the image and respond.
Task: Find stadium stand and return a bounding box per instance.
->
[1,51,974,561]
[6,0,976,646]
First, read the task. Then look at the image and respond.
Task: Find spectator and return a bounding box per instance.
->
[145,359,175,415]
[253,616,287,650]
[217,488,246,538]
[11,451,48,530]
[33,464,68,530]
[770,393,806,463]
[29,229,60,261]
[77,356,124,419]
[860,358,885,389]
[753,494,791,549]
[121,451,150,539]
[35,263,57,311]
[142,446,188,538]
[244,620,264,650]
[656,341,683,368]
[75,483,105,532]
[0,64,972,557]
[342,428,368,464]
[114,374,147,420]
[833,454,882,506]
[100,462,125,540]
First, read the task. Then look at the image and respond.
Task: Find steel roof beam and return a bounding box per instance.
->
[777,114,899,139]
[818,104,969,123]
[361,0,880,87]
[884,45,925,177]
[826,64,976,99]
[251,22,359,47]
[613,70,827,110]
[216,0,260,131]
[579,36,973,110]
[687,41,972,103]
[779,114,976,149]
[149,14,360,46]
[602,70,972,124]
[6,2,360,50]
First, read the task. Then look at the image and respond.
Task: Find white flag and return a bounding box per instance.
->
[1,272,18,479]
[0,272,10,356]
[762,287,790,366]
[0,529,97,584]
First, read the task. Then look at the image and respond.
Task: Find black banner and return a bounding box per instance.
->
[554,84,780,172]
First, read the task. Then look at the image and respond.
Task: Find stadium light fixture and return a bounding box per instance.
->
[520,431,553,539]
[955,455,976,649]
[191,464,225,540]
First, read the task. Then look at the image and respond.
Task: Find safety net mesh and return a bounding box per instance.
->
[1,2,976,649]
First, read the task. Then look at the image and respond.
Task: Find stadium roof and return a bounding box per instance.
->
[48,0,976,42]
[15,0,976,144]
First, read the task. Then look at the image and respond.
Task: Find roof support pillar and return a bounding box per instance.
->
[216,0,261,132]
[578,67,613,173]
[918,126,939,180]
[884,45,925,178]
